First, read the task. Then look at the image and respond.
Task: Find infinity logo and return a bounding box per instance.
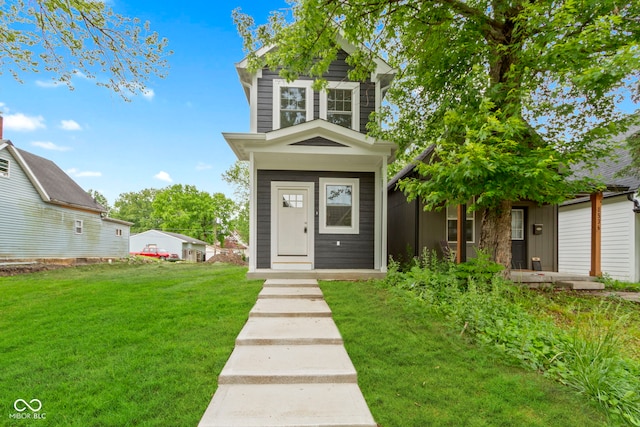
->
[14,399,42,412]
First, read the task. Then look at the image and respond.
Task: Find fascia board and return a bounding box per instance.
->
[7,144,51,202]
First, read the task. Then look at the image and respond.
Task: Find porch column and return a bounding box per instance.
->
[590,191,603,277]
[456,204,467,263]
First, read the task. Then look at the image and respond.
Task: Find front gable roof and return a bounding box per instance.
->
[1,140,105,212]
[224,119,396,165]
[235,33,395,102]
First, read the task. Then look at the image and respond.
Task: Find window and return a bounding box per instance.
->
[320,82,360,131]
[319,178,359,234]
[511,209,524,240]
[273,79,313,129]
[446,205,474,243]
[282,194,304,208]
[75,220,83,234]
[0,158,9,177]
[116,229,123,237]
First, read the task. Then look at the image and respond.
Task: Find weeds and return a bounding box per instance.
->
[385,251,640,426]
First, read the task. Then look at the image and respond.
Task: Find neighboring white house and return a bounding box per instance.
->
[0,140,131,261]
[559,126,640,282]
[130,230,208,262]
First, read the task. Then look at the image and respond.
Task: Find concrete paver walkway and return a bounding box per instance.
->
[198,278,376,427]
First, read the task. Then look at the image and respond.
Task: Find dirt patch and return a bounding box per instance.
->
[0,263,71,277]
[207,253,247,266]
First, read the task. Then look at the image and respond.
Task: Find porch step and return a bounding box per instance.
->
[557,280,605,290]
[236,317,344,346]
[218,344,357,384]
[259,286,324,299]
[263,278,320,287]
[198,383,376,427]
[249,298,332,318]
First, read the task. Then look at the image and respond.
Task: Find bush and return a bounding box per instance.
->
[384,252,640,426]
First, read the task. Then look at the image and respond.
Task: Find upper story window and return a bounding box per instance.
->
[75,220,83,234]
[273,79,314,129]
[0,158,9,177]
[320,82,360,131]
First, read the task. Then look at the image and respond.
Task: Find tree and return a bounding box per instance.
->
[151,184,236,245]
[222,160,250,243]
[87,188,109,212]
[111,188,161,233]
[234,0,640,269]
[0,0,170,98]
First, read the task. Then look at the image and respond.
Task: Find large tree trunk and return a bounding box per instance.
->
[479,199,513,275]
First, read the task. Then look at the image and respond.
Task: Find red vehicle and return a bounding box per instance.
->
[130,245,178,261]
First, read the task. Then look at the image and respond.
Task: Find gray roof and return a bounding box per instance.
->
[138,230,209,246]
[8,142,105,212]
[387,145,435,190]
[569,124,640,193]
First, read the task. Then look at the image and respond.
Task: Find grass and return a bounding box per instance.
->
[0,262,627,426]
[0,262,262,426]
[321,280,608,426]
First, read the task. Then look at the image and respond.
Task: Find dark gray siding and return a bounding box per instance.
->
[257,170,375,269]
[257,50,376,134]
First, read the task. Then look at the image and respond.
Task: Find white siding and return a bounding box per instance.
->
[0,148,130,259]
[129,230,184,258]
[559,195,638,282]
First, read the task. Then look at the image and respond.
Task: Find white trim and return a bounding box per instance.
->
[248,152,257,272]
[75,219,84,234]
[272,79,314,130]
[249,73,259,133]
[446,204,475,243]
[319,81,360,132]
[319,177,359,234]
[379,159,387,271]
[270,181,315,269]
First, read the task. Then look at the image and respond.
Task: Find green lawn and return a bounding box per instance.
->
[1,263,608,426]
[0,262,262,426]
[321,280,608,427]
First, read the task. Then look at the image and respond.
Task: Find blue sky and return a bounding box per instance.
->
[0,0,289,206]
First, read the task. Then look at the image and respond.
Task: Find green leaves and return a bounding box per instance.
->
[0,0,171,99]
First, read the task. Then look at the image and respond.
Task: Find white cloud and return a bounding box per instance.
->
[142,88,155,100]
[60,120,82,131]
[32,141,71,152]
[36,80,64,88]
[154,171,172,182]
[66,168,102,178]
[4,113,46,131]
[0,102,10,113]
[196,162,212,171]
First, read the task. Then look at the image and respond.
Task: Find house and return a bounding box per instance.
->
[129,230,208,262]
[223,35,397,278]
[558,125,640,282]
[0,139,131,261]
[206,232,248,260]
[387,146,558,271]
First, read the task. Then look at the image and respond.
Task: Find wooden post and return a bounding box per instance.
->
[590,192,602,277]
[456,204,467,264]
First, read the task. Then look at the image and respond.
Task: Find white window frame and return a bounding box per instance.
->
[511,209,525,240]
[319,81,360,132]
[272,79,314,130]
[446,204,475,243]
[0,158,9,178]
[75,220,83,235]
[319,177,359,234]
[116,228,123,237]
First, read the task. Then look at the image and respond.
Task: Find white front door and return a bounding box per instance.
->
[271,182,314,269]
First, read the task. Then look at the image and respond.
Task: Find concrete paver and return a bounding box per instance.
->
[259,286,324,299]
[236,316,343,345]
[198,384,376,427]
[198,278,376,427]
[218,344,357,384]
[250,297,332,317]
